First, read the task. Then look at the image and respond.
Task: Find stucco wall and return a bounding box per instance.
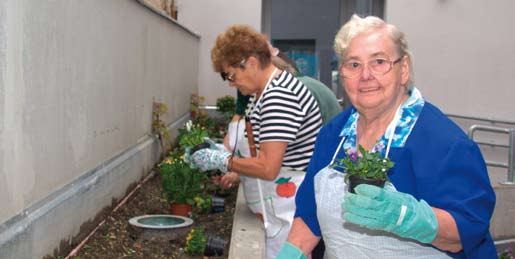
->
[176,0,262,105]
[385,0,515,121]
[0,0,199,257]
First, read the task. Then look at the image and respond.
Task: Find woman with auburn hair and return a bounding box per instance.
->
[187,24,323,259]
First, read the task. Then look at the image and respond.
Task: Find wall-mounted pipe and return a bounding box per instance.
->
[65,170,156,259]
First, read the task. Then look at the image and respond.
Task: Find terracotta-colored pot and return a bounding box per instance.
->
[170,203,192,217]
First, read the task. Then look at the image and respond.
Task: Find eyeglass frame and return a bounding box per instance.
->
[341,56,404,79]
[220,59,247,82]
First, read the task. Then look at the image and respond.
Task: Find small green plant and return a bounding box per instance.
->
[499,247,514,259]
[152,101,172,158]
[333,142,394,182]
[190,93,205,119]
[159,150,207,205]
[216,95,236,123]
[185,227,207,255]
[177,120,209,150]
[193,195,212,214]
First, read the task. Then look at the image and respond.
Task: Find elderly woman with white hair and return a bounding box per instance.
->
[277,14,496,258]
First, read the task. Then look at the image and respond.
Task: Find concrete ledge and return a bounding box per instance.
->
[134,0,200,37]
[491,184,515,240]
[229,185,266,259]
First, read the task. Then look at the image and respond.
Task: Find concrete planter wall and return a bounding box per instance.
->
[0,1,199,258]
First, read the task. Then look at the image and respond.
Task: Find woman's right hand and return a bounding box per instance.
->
[220,172,240,189]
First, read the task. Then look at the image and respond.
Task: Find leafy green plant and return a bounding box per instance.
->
[152,101,172,158]
[216,95,236,123]
[159,150,207,205]
[193,113,221,139]
[333,142,394,182]
[185,227,207,255]
[177,120,209,150]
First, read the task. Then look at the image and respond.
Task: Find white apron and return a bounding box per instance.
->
[227,119,304,259]
[314,135,452,258]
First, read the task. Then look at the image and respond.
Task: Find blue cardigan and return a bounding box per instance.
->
[295,102,497,258]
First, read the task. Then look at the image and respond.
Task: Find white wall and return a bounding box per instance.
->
[175,0,262,105]
[0,0,199,257]
[385,0,515,121]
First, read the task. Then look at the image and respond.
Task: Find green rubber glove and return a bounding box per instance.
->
[190,147,231,173]
[342,184,438,243]
[277,242,307,259]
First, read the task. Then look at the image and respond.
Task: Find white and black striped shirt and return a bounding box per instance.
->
[247,70,322,171]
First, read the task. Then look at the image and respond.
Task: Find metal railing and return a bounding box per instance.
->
[468,125,515,185]
[448,113,515,125]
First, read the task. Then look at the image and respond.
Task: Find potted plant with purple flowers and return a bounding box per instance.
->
[499,247,514,259]
[333,142,395,193]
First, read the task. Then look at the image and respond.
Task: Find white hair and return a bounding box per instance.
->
[334,14,414,89]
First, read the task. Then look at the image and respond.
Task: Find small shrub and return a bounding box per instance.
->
[216,95,236,124]
[185,228,207,255]
[190,93,205,120]
[152,101,171,157]
[159,150,207,205]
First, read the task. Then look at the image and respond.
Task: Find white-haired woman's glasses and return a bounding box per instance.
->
[342,56,403,79]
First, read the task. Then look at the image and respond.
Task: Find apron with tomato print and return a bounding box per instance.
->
[227,119,305,259]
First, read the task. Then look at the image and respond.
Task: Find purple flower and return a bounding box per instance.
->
[372,141,385,153]
[347,148,358,163]
[336,143,394,183]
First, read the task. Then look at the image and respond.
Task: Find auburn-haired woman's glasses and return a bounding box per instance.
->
[220,71,235,82]
[342,57,402,79]
[220,59,247,82]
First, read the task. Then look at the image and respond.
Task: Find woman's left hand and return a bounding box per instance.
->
[342,184,438,244]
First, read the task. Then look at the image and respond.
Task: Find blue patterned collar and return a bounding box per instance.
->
[339,87,425,155]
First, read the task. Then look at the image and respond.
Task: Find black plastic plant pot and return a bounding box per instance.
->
[211,196,225,213]
[190,142,210,154]
[348,175,385,194]
[204,234,227,256]
[215,188,232,197]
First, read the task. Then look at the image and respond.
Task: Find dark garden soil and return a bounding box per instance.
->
[66,171,238,259]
